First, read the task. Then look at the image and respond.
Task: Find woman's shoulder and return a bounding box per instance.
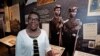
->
[41,29,46,33]
[40,29,48,36]
[18,29,26,35]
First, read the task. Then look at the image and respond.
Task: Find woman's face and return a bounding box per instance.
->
[28,14,39,31]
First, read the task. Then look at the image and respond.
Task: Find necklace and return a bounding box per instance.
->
[26,28,41,38]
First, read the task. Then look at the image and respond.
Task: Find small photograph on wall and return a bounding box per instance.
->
[87,0,100,16]
[88,40,95,48]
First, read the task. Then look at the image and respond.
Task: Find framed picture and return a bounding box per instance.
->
[9,3,20,34]
[4,3,20,33]
[37,0,55,6]
[88,40,95,48]
[83,23,97,40]
[87,0,100,16]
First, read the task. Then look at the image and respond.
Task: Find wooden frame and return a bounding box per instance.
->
[37,0,55,6]
[87,0,100,16]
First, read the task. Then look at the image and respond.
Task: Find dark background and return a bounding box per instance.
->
[25,0,100,36]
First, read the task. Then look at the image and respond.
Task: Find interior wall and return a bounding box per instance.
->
[76,0,100,35]
[25,0,78,19]
[25,0,100,37]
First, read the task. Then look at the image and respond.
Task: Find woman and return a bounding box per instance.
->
[16,11,53,56]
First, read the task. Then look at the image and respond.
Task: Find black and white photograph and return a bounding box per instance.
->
[88,40,95,48]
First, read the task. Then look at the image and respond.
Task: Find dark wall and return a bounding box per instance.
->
[77,0,100,35]
[25,0,78,19]
[25,0,100,36]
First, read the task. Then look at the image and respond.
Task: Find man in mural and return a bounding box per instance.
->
[49,4,63,46]
[63,6,82,56]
